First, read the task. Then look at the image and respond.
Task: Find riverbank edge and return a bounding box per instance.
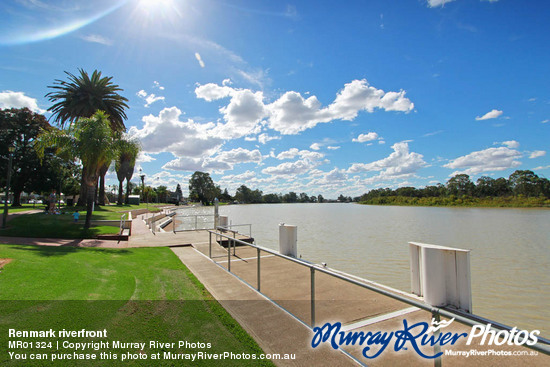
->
[357,196,550,208]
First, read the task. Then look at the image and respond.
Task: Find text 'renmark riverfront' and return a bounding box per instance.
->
[8,329,108,338]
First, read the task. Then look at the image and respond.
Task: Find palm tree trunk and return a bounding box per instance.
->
[84,183,95,229]
[98,163,109,206]
[98,174,106,206]
[125,179,130,204]
[118,180,124,205]
[94,181,99,206]
[77,167,88,206]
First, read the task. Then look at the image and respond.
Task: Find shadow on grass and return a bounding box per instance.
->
[4,244,131,257]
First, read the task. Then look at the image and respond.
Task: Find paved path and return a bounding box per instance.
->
[172,246,358,367]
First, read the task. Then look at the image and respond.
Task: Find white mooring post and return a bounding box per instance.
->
[409,242,472,313]
[279,224,297,257]
[219,215,229,229]
[214,198,219,229]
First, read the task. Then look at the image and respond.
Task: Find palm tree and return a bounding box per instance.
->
[46,69,129,206]
[36,111,117,229]
[114,137,141,205]
[46,69,129,131]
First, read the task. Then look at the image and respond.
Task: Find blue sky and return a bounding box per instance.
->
[1,0,548,198]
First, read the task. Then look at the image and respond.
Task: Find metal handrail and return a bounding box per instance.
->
[119,214,126,235]
[173,214,215,232]
[207,229,550,361]
[218,223,252,238]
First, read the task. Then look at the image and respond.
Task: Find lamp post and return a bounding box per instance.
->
[2,145,15,229]
[139,168,146,207]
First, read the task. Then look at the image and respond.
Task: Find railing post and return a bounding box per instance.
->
[432,310,442,367]
[233,231,236,256]
[228,237,231,272]
[310,267,316,327]
[257,247,261,292]
[209,231,212,259]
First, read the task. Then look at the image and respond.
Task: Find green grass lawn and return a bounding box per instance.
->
[0,245,274,366]
[0,213,120,239]
[0,203,171,239]
[2,204,43,213]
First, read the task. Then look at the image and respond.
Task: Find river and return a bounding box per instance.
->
[177,203,550,336]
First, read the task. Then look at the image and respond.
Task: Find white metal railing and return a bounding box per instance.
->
[172,214,215,232]
[206,229,550,366]
[119,214,126,235]
[217,223,252,238]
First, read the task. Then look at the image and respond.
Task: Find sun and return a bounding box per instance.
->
[134,0,183,25]
[137,0,177,12]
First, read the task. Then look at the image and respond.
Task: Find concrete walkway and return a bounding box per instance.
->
[172,246,357,366]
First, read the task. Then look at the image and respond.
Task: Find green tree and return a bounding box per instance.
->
[263,193,282,203]
[175,184,183,204]
[476,176,496,197]
[299,192,310,203]
[46,69,129,206]
[446,174,475,196]
[283,192,298,203]
[114,137,140,205]
[189,171,217,206]
[1,108,53,206]
[156,185,169,203]
[220,188,232,202]
[508,170,540,197]
[37,111,118,229]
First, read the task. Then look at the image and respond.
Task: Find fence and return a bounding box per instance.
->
[206,229,550,366]
[173,214,215,232]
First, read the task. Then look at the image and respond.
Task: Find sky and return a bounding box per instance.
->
[0,0,549,198]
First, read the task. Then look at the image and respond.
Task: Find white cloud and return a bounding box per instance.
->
[195,83,235,101]
[310,143,321,151]
[213,148,262,164]
[153,81,165,90]
[542,119,549,124]
[327,146,340,150]
[427,0,456,7]
[444,146,522,176]
[80,34,113,46]
[476,109,503,121]
[136,152,156,163]
[128,107,222,158]
[427,0,497,7]
[213,89,267,139]
[258,133,280,144]
[276,148,324,161]
[353,132,379,143]
[262,159,318,176]
[195,79,413,136]
[501,140,520,149]
[529,150,546,159]
[0,90,45,113]
[136,89,165,107]
[348,142,426,178]
[195,52,205,68]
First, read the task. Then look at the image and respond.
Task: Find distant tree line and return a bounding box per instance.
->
[357,171,550,207]
[187,171,327,205]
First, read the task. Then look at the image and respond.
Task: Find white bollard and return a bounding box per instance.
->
[219,215,228,229]
[279,224,297,257]
[409,242,472,313]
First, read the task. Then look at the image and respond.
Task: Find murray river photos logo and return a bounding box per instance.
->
[311,318,540,360]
